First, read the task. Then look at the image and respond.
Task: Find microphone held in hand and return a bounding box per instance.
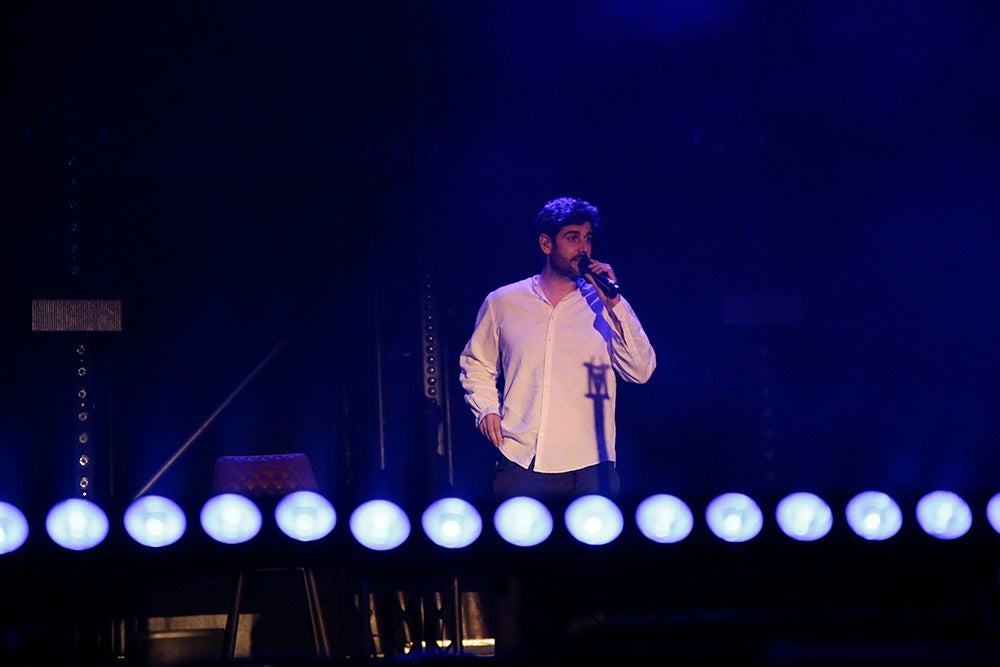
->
[578,256,621,299]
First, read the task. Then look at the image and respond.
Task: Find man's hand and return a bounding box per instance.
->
[479,412,503,447]
[581,257,622,309]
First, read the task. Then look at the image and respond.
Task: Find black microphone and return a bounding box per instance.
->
[578,256,621,298]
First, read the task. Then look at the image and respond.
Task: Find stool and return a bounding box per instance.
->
[212,453,331,661]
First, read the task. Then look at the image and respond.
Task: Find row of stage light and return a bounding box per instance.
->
[1,488,999,556]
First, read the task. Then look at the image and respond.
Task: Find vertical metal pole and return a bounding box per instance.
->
[452,573,463,654]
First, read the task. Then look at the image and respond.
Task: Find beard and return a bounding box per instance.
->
[551,252,585,280]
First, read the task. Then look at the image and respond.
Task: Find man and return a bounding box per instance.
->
[459,196,657,501]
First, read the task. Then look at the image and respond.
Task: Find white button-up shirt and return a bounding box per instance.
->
[459,275,656,473]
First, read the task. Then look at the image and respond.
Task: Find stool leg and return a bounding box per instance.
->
[452,573,463,655]
[303,567,332,658]
[222,570,245,661]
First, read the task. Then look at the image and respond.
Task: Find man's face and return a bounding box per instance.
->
[544,221,593,278]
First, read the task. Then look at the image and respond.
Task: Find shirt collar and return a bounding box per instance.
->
[529,275,589,301]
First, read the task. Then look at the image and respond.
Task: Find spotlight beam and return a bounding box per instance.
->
[131,340,286,502]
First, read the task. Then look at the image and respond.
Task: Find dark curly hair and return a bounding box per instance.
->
[534,196,601,241]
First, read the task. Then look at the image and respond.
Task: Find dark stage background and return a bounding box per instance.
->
[3,1,1000,664]
[4,0,998,515]
[2,0,1000,591]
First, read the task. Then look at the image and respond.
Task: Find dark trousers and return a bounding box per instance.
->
[492,456,621,501]
[492,456,620,657]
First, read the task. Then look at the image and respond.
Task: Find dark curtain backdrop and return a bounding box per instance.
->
[2,0,998,514]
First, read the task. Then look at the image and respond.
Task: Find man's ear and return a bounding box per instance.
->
[539,233,552,255]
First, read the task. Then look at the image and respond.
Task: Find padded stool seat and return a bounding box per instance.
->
[212,452,318,497]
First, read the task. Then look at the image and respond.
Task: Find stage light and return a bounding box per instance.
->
[349,499,410,551]
[124,495,187,548]
[987,493,1000,535]
[635,493,693,544]
[200,493,262,545]
[564,495,623,546]
[493,496,553,547]
[916,490,972,540]
[45,498,109,551]
[845,491,902,541]
[421,497,482,549]
[0,501,30,555]
[775,492,833,542]
[705,492,763,543]
[275,490,336,542]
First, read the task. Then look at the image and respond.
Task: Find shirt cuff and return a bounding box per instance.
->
[475,408,500,427]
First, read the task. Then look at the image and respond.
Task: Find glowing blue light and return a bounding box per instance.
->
[493,496,553,547]
[45,498,109,551]
[421,497,482,549]
[200,493,262,545]
[0,502,30,555]
[987,493,1000,535]
[564,495,623,546]
[915,490,971,540]
[635,494,693,544]
[349,499,410,551]
[275,490,337,542]
[706,492,763,543]
[846,491,902,541]
[124,495,187,548]
[775,492,833,542]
